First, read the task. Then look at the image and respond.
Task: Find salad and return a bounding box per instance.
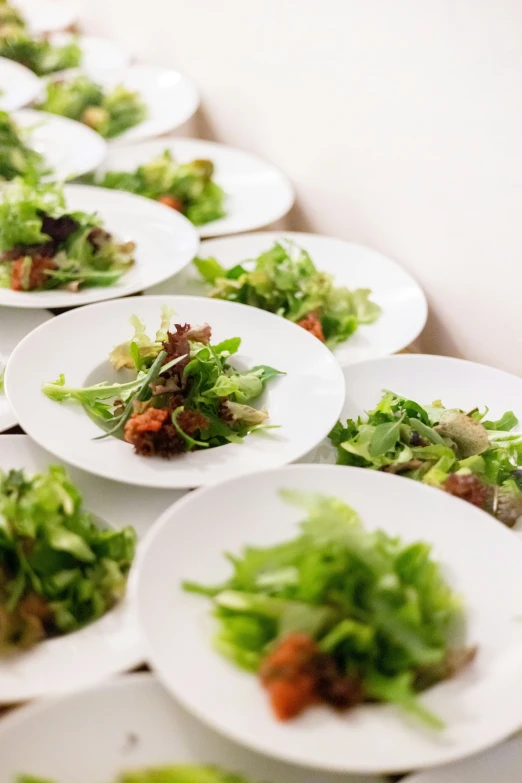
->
[329,391,522,526]
[0,0,25,36]
[184,490,474,728]
[85,150,226,227]
[0,180,135,292]
[42,309,283,458]
[0,110,48,182]
[195,240,381,347]
[16,768,256,783]
[0,31,81,75]
[0,465,136,651]
[36,75,147,139]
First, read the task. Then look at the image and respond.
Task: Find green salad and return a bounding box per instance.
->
[0,180,135,292]
[0,0,25,36]
[184,490,474,728]
[85,150,226,227]
[195,240,381,348]
[16,767,255,783]
[0,31,81,75]
[37,75,147,138]
[0,465,136,651]
[329,391,522,526]
[0,110,48,183]
[42,308,283,458]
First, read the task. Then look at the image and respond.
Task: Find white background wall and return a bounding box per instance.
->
[79,0,522,372]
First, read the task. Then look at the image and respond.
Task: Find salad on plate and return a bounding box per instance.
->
[0,180,135,292]
[329,391,522,526]
[15,768,256,783]
[0,30,81,75]
[36,74,147,139]
[195,239,381,347]
[185,490,474,728]
[0,109,48,182]
[42,308,283,458]
[0,464,136,651]
[84,149,226,227]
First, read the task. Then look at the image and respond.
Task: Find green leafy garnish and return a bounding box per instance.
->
[184,490,473,728]
[0,110,49,183]
[16,767,256,783]
[83,150,226,227]
[37,75,147,138]
[194,240,381,348]
[0,465,136,651]
[330,391,522,526]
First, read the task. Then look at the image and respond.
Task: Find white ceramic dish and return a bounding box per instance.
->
[302,353,522,465]
[43,65,200,143]
[14,0,79,34]
[0,308,53,432]
[49,32,130,73]
[0,184,199,308]
[0,436,186,704]
[0,57,40,110]
[404,732,522,783]
[137,463,522,774]
[5,295,345,489]
[96,138,295,238]
[0,673,384,783]
[13,109,107,179]
[152,231,428,364]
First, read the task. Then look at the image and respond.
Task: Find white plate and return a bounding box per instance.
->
[0,674,384,783]
[151,231,428,364]
[302,353,522,466]
[5,295,345,489]
[97,139,295,238]
[49,33,130,73]
[0,436,186,704]
[0,184,199,308]
[404,733,522,783]
[137,463,522,775]
[0,308,53,432]
[0,57,40,110]
[45,65,200,144]
[14,0,79,33]
[13,109,107,179]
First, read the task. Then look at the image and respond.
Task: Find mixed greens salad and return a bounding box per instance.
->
[16,767,255,783]
[84,150,226,227]
[0,465,136,651]
[329,391,522,526]
[0,31,81,75]
[195,240,381,347]
[184,490,473,728]
[0,0,25,36]
[42,308,283,458]
[0,180,135,292]
[36,75,147,139]
[0,110,48,183]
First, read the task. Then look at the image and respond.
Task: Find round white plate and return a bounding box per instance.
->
[96,139,295,238]
[45,65,200,144]
[0,674,384,783]
[404,732,522,783]
[14,0,79,33]
[5,295,345,489]
[0,184,199,308]
[0,436,186,704]
[151,232,428,364]
[137,463,522,775]
[0,308,53,432]
[49,33,130,73]
[0,57,40,110]
[302,353,522,466]
[13,109,107,179]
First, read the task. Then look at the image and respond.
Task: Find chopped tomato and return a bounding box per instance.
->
[297,311,325,342]
[157,194,184,212]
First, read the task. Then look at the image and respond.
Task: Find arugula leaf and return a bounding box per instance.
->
[369,415,405,457]
[482,411,518,431]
